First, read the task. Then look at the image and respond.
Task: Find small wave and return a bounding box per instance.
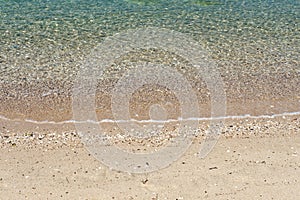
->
[0,111,299,125]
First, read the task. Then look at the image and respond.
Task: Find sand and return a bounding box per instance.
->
[0,116,299,199]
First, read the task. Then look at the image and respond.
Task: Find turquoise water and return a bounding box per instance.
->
[1,0,298,62]
[0,0,299,119]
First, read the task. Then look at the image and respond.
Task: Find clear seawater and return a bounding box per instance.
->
[1,0,298,65]
[0,0,299,119]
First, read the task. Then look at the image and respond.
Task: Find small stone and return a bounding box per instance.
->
[209,166,218,170]
[142,179,148,184]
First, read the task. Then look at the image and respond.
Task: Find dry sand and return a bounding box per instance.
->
[0,116,299,199]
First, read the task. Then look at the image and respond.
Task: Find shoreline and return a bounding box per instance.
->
[1,113,299,149]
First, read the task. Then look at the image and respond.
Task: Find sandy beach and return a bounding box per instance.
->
[0,115,299,199]
[1,0,299,199]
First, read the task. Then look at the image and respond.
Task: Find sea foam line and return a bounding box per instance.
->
[0,111,299,125]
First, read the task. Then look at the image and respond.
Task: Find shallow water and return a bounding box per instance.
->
[0,0,299,123]
[1,0,299,67]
